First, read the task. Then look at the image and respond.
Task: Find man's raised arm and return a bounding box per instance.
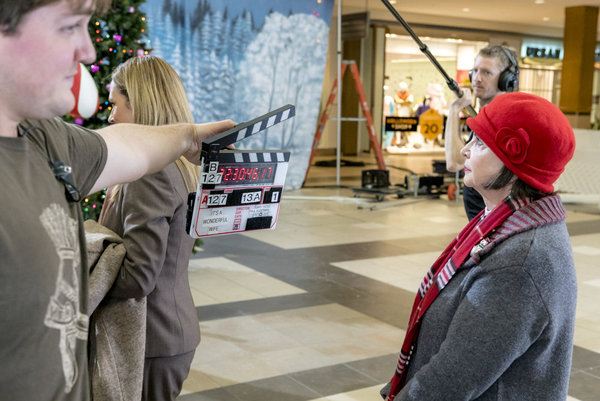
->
[444,88,472,172]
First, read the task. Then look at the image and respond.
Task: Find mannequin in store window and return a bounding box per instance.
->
[426,83,447,114]
[390,82,414,149]
[414,95,431,119]
[394,81,414,117]
[444,45,519,220]
[383,91,397,149]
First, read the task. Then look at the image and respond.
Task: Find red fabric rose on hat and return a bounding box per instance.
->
[495,127,530,165]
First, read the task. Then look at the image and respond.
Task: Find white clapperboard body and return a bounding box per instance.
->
[187,105,295,238]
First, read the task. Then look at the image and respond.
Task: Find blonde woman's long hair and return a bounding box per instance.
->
[109,56,199,202]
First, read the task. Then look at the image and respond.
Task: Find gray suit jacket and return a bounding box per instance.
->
[100,163,200,357]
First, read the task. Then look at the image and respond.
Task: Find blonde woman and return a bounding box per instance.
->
[100,56,200,401]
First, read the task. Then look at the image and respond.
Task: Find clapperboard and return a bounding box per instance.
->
[186,105,295,238]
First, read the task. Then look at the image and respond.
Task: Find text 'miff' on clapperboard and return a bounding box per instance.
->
[186,104,295,238]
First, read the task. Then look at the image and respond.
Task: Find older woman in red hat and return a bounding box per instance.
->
[381,92,577,401]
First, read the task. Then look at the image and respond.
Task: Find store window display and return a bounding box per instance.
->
[391,83,446,151]
[384,81,415,149]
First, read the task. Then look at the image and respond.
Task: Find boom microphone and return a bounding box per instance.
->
[379,0,477,117]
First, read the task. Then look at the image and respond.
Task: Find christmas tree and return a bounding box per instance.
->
[67,0,153,220]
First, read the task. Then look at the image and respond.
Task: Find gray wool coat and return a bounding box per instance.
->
[384,220,577,401]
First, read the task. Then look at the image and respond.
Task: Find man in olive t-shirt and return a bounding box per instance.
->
[0,1,234,399]
[0,119,107,399]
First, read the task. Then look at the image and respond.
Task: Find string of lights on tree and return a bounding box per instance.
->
[66,0,153,220]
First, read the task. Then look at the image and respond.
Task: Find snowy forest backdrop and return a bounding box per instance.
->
[141,0,334,188]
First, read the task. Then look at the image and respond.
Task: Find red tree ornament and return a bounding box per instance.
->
[69,63,99,119]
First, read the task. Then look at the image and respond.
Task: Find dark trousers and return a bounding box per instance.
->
[142,350,195,401]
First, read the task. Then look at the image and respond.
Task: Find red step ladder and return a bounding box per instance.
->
[303,60,386,185]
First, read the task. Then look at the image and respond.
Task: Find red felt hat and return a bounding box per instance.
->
[466,92,575,193]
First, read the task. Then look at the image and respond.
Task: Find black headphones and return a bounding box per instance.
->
[470,46,519,92]
[20,125,82,202]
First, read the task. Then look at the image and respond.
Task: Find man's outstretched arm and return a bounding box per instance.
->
[90,120,235,194]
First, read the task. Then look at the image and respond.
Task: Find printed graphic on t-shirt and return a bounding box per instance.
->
[39,204,88,393]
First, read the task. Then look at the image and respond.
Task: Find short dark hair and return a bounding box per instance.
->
[0,0,111,35]
[483,165,551,201]
[483,165,514,191]
[478,45,517,75]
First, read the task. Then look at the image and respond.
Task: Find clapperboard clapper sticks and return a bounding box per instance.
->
[186,105,295,238]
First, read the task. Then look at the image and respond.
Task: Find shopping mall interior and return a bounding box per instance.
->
[186,1,600,400]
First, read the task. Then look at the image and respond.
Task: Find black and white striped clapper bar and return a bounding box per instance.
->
[187,104,295,238]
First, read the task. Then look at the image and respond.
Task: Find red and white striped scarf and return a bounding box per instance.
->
[385,195,566,400]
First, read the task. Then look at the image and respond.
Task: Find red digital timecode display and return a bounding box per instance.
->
[217,162,278,185]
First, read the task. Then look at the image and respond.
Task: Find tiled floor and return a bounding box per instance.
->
[178,153,600,401]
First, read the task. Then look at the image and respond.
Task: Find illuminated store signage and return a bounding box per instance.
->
[525,46,561,59]
[521,39,563,60]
